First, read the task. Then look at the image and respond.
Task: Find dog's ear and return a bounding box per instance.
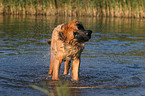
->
[61,24,65,29]
[59,32,66,40]
[61,24,68,30]
[58,24,67,40]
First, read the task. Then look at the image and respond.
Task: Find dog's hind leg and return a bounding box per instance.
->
[63,60,71,75]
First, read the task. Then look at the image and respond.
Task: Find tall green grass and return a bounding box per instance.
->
[0,0,144,18]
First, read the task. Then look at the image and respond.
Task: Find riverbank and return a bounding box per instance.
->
[0,0,144,18]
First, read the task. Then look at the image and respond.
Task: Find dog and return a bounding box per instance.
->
[47,19,92,81]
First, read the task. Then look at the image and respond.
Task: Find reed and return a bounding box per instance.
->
[0,0,144,18]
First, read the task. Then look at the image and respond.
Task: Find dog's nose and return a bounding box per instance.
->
[86,30,92,36]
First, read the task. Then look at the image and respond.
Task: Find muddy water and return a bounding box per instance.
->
[0,16,145,96]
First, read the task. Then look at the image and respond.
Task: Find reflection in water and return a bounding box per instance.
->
[0,15,145,96]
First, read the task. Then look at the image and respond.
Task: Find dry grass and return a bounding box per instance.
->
[0,0,144,18]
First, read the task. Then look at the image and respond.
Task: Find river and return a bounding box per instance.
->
[0,16,145,96]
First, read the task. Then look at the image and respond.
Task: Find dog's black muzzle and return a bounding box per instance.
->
[73,30,92,42]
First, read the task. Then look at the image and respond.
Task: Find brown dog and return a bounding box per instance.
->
[48,19,92,81]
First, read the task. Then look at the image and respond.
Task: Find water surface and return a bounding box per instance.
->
[0,16,145,96]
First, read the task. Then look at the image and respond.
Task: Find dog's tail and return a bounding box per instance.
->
[46,39,51,45]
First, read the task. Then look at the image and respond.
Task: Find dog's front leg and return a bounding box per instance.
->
[72,58,80,81]
[63,60,71,75]
[52,57,63,80]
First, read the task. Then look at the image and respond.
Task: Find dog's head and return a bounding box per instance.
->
[59,19,92,45]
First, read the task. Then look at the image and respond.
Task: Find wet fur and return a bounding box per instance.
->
[48,20,92,81]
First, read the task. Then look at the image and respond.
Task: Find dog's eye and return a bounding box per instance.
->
[73,32,79,38]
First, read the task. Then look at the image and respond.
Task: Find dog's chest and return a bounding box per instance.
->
[63,44,84,61]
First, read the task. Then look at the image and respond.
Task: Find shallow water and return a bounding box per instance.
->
[0,16,145,96]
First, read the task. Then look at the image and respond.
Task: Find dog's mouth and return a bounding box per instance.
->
[73,30,92,43]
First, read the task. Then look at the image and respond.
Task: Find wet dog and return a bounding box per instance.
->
[48,19,92,81]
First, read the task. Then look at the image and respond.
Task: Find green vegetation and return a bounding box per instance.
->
[31,81,70,96]
[0,0,144,18]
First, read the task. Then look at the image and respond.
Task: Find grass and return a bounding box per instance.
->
[31,81,70,96]
[31,80,128,96]
[0,0,144,18]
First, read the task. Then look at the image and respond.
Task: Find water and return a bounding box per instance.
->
[0,15,145,96]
